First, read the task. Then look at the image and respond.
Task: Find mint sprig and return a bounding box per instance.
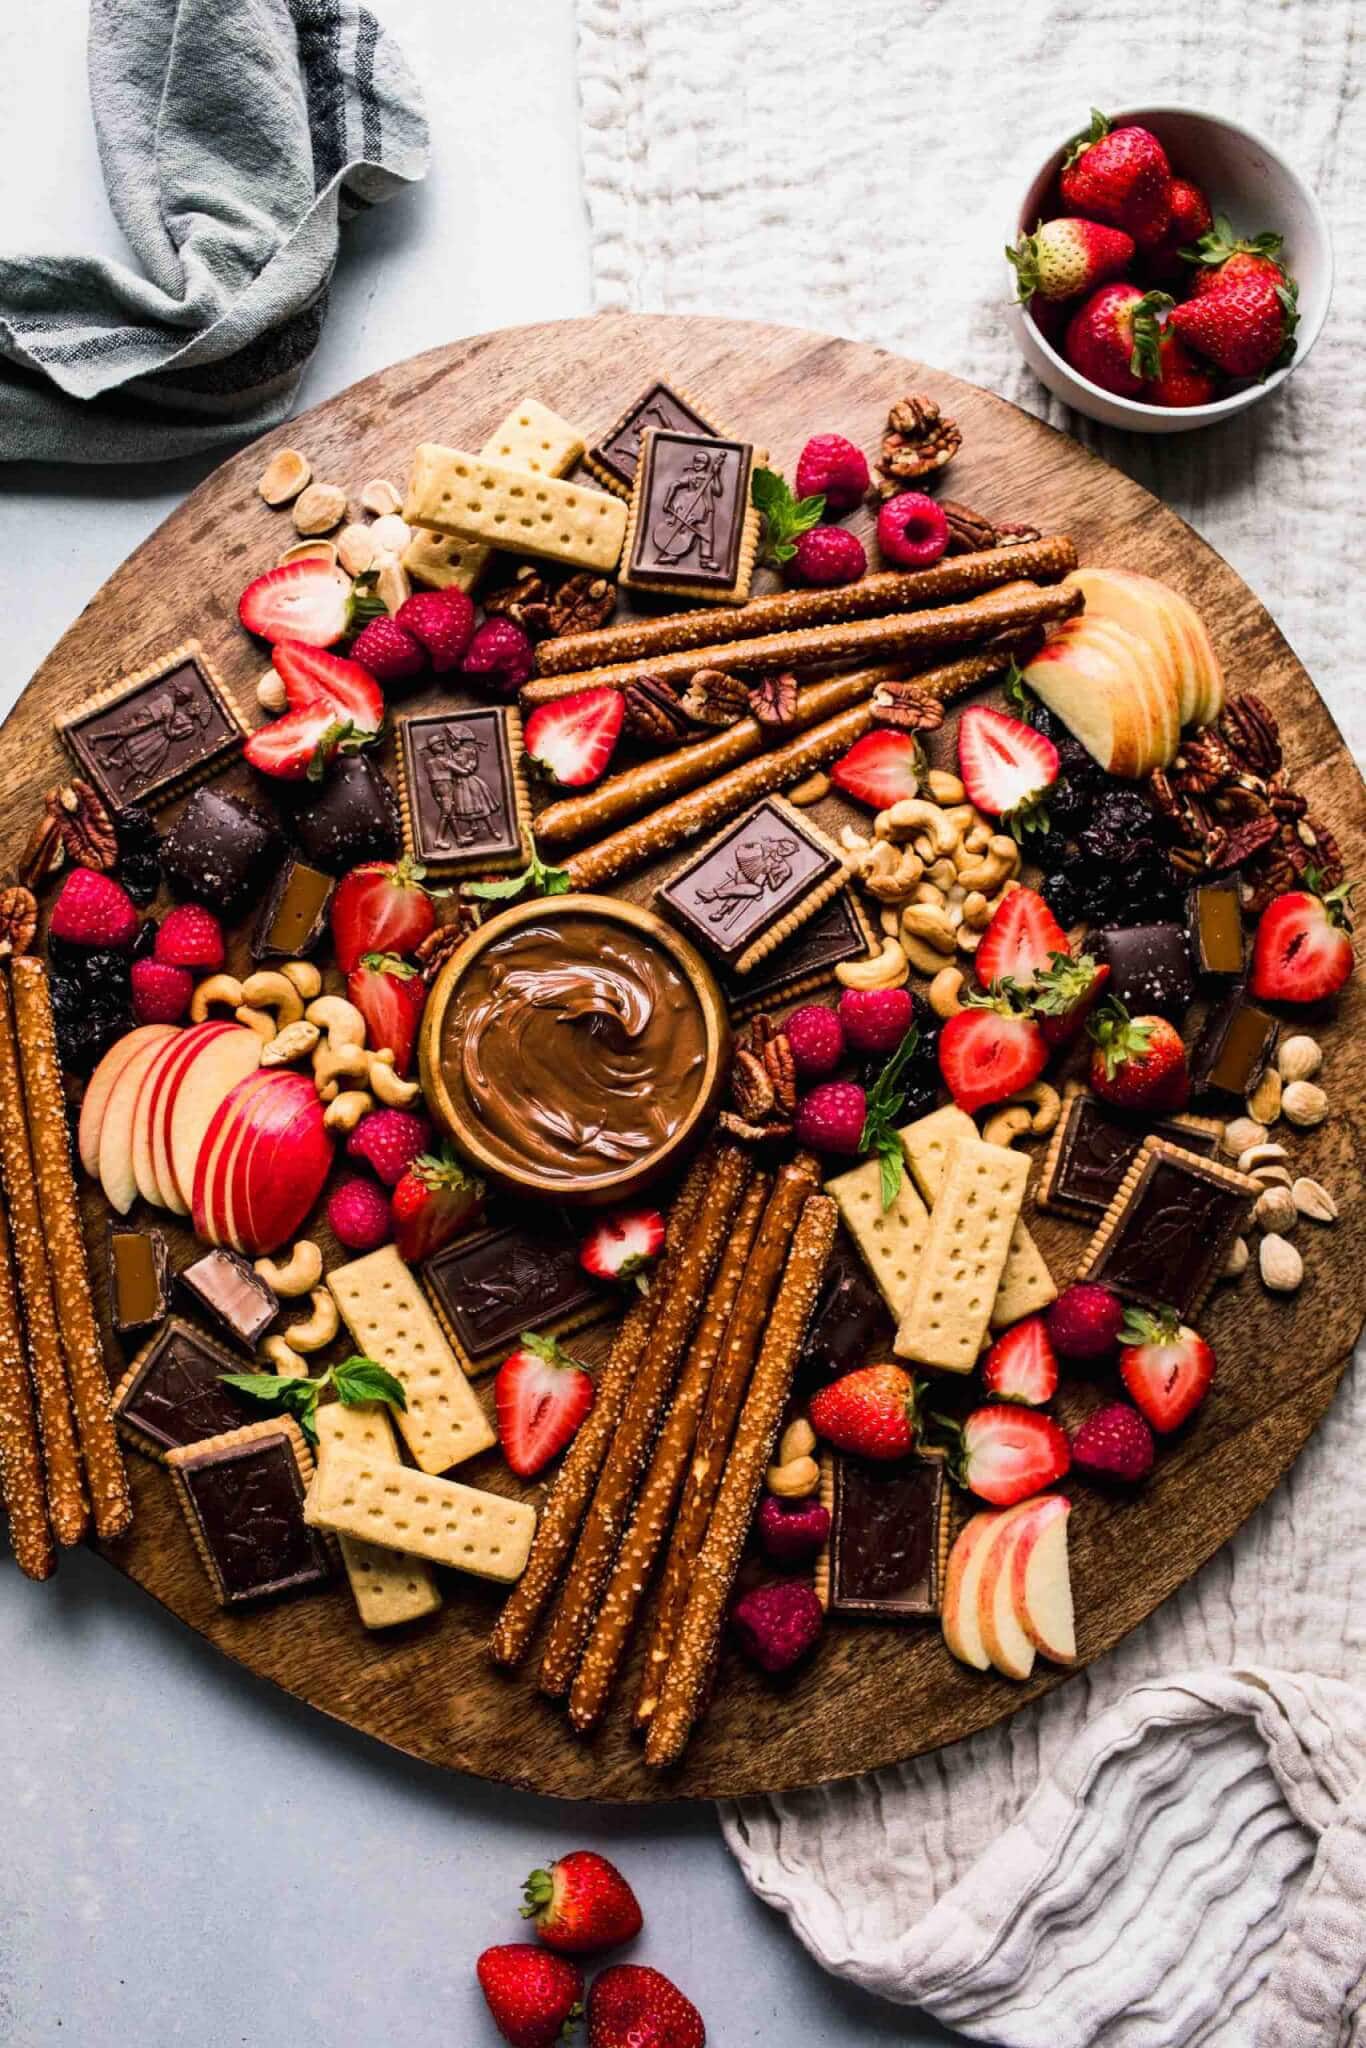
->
[858,1024,921,1208]
[220,1354,407,1446]
[467,845,571,903]
[752,466,825,567]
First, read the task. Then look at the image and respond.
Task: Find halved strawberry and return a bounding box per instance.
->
[331,858,437,974]
[346,952,427,1075]
[974,886,1069,991]
[1119,1306,1215,1432]
[957,706,1058,828]
[271,641,385,729]
[981,1317,1059,1407]
[495,1334,595,1478]
[391,1149,484,1263]
[1029,953,1111,1048]
[1249,883,1355,1005]
[937,996,1048,1114]
[237,559,381,646]
[945,1404,1071,1506]
[244,702,371,782]
[524,688,624,789]
[579,1208,665,1282]
[830,731,923,811]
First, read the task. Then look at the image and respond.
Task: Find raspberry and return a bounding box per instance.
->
[838,986,915,1056]
[793,1080,867,1155]
[784,1003,845,1079]
[1047,1281,1125,1361]
[1072,1401,1155,1485]
[130,957,193,1025]
[790,525,867,587]
[154,904,225,972]
[757,1493,831,1566]
[731,1580,824,1674]
[794,433,871,514]
[326,1176,393,1253]
[876,490,950,569]
[350,614,426,683]
[463,617,534,698]
[346,1108,433,1187]
[395,589,476,673]
[48,869,138,950]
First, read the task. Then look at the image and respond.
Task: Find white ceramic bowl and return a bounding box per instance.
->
[1007,105,1333,434]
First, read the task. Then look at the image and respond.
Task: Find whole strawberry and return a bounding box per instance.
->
[1187,217,1287,298]
[49,869,138,950]
[154,903,225,972]
[1063,283,1169,398]
[347,951,427,1074]
[588,1964,705,2048]
[1047,1281,1124,1362]
[331,856,437,973]
[1088,1000,1189,1112]
[1071,1401,1155,1485]
[1140,175,1213,282]
[521,1850,643,1956]
[130,957,192,1025]
[1150,329,1218,409]
[1168,271,1297,379]
[1060,110,1173,247]
[731,1580,824,1676]
[326,1176,392,1253]
[790,525,867,587]
[784,1003,845,1079]
[1008,217,1135,302]
[463,617,534,698]
[794,432,870,513]
[838,985,915,1056]
[346,1107,433,1187]
[394,588,476,671]
[757,1492,831,1565]
[349,613,425,684]
[392,1150,484,1263]
[793,1079,866,1156]
[809,1362,918,1459]
[477,1943,584,2048]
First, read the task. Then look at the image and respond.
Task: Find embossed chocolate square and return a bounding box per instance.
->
[112,1316,258,1460]
[398,706,533,876]
[166,1419,330,1607]
[657,795,849,975]
[719,888,877,1017]
[587,381,722,497]
[1077,1135,1257,1320]
[421,1220,610,1375]
[58,641,246,813]
[817,1450,949,1620]
[620,428,761,604]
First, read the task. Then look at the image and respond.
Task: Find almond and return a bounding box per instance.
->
[1246,1068,1282,1126]
[1258,1234,1303,1293]
[1291,1177,1338,1224]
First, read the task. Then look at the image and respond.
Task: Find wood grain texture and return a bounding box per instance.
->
[3,315,1363,1803]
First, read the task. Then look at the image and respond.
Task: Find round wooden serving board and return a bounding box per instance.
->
[5,316,1364,1802]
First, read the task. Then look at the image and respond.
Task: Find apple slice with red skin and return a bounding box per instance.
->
[235,1087,332,1255]
[97,1029,181,1214]
[79,1025,175,1180]
[218,1075,319,1252]
[131,1028,202,1206]
[192,1069,296,1246]
[941,1504,1031,1672]
[1011,1493,1075,1664]
[137,1022,233,1210]
[978,1499,1053,1681]
[166,1026,263,1210]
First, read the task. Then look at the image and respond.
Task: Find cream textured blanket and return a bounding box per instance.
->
[574,4,1366,2039]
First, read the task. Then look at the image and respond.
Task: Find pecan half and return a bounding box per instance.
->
[678,667,748,729]
[747,671,799,733]
[1171,731,1235,794]
[874,395,962,496]
[545,573,616,638]
[482,565,551,632]
[1295,815,1345,888]
[731,1046,777,1122]
[49,780,118,871]
[870,680,945,733]
[1211,815,1280,869]
[16,809,64,892]
[753,1016,798,1113]
[0,885,38,958]
[414,909,480,982]
[938,500,1041,554]
[718,1109,794,1146]
[622,673,700,747]
[1218,692,1281,778]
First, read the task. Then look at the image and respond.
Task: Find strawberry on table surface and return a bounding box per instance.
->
[1119,1307,1215,1432]
[521,1850,643,1956]
[1250,883,1355,1004]
[346,951,426,1074]
[1029,952,1110,1048]
[974,885,1069,991]
[524,686,625,789]
[237,558,381,647]
[937,997,1048,1114]
[476,1943,584,2048]
[579,1207,665,1282]
[1063,282,1170,400]
[956,705,1058,831]
[830,729,924,810]
[1008,217,1135,302]
[330,857,437,973]
[981,1317,1059,1407]
[809,1362,919,1460]
[1088,1000,1189,1113]
[495,1334,595,1479]
[1059,110,1173,247]
[587,1964,705,2048]
[391,1149,484,1263]
[946,1403,1071,1506]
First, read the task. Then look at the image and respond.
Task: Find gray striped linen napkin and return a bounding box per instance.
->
[0,0,428,464]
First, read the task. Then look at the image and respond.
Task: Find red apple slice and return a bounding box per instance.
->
[167,1026,263,1210]
[942,1508,1020,1672]
[98,1031,182,1214]
[137,1022,231,1209]
[1011,1493,1075,1665]
[219,1075,318,1252]
[192,1069,290,1245]
[978,1501,1048,1681]
[79,1026,175,1180]
[236,1086,332,1255]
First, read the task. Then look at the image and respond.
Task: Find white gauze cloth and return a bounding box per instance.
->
[573,4,1366,2040]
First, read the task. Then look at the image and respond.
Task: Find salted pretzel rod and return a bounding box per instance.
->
[536,646,1027,848]
[9,958,132,1541]
[532,536,1078,676]
[645,1193,838,1768]
[538,1144,751,1699]
[567,1171,771,1733]
[0,1197,56,1580]
[488,1147,714,1668]
[0,973,87,1546]
[634,1155,821,1731]
[521,576,1082,706]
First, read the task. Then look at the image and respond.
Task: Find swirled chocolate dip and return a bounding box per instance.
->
[441,914,707,1185]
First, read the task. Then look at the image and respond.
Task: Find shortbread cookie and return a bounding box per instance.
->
[305,1445,536,1584]
[315,1401,441,1629]
[894,1137,1029,1372]
[824,1155,930,1315]
[899,1106,1055,1327]
[326,1245,495,1473]
[404,443,626,573]
[402,399,586,592]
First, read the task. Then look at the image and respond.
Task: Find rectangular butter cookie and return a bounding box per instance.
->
[824,1156,930,1317]
[894,1136,1029,1373]
[327,1245,496,1473]
[305,1444,536,1584]
[403,399,587,593]
[315,1401,441,1630]
[405,443,626,573]
[899,1106,1055,1327]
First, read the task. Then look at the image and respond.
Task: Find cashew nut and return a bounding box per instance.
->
[876,798,958,855]
[283,1288,340,1354]
[929,967,966,1018]
[958,836,1021,893]
[954,924,983,955]
[778,1417,817,1465]
[943,806,978,837]
[989,1080,1062,1137]
[900,929,955,977]
[865,846,926,903]
[262,1335,307,1377]
[925,857,958,892]
[235,1008,277,1042]
[305,995,367,1047]
[879,907,900,939]
[840,824,872,854]
[981,1105,1033,1147]
[765,1455,821,1500]
[926,770,965,805]
[281,960,323,1001]
[900,903,957,954]
[913,879,946,907]
[323,1089,375,1133]
[961,890,991,929]
[189,973,245,1022]
[835,939,909,991]
[254,1241,324,1298]
[261,1019,321,1067]
[240,970,305,1027]
[313,1040,371,1100]
[368,1050,421,1106]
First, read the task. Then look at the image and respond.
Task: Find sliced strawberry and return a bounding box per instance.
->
[1030,953,1111,1048]
[830,731,923,811]
[271,641,385,730]
[956,706,1058,826]
[524,687,624,790]
[391,1149,484,1263]
[346,951,427,1075]
[495,1334,595,1478]
[330,858,437,974]
[237,560,380,647]
[947,1404,1071,1506]
[1119,1306,1215,1432]
[579,1207,665,1282]
[937,997,1048,1114]
[244,701,364,782]
[981,1317,1059,1407]
[1249,883,1355,1004]
[974,886,1069,991]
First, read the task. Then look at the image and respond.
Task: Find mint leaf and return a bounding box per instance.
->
[858,1025,922,1207]
[220,1370,301,1404]
[467,845,571,902]
[876,1133,904,1210]
[220,1368,324,1443]
[752,466,825,567]
[333,1356,408,1410]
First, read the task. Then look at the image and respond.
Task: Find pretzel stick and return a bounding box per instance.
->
[634,1155,820,1731]
[0,975,87,1546]
[537,647,1025,848]
[567,1171,771,1732]
[9,959,132,1541]
[645,1194,838,1768]
[521,578,1083,704]
[538,1144,751,1698]
[488,1147,714,1667]
[533,537,1078,675]
[0,1197,56,1580]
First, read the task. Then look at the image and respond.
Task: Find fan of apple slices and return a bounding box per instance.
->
[942,1493,1076,1681]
